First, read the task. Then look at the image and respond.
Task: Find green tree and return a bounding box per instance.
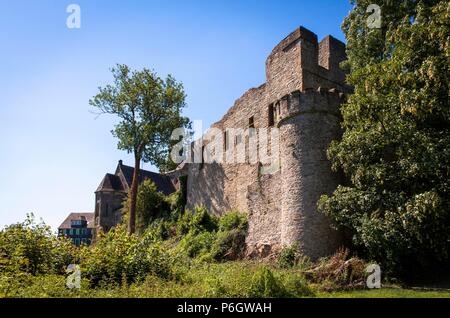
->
[90,64,191,234]
[318,1,450,274]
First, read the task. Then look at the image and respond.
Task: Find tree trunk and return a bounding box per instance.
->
[128,155,141,234]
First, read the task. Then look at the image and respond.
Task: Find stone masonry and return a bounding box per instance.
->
[170,26,351,260]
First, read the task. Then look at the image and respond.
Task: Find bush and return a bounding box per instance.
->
[248,266,313,298]
[81,225,174,286]
[218,211,248,232]
[175,210,248,262]
[209,229,246,261]
[178,231,216,259]
[248,267,285,298]
[126,180,171,234]
[278,246,298,269]
[210,211,248,261]
[0,214,78,276]
[176,207,219,236]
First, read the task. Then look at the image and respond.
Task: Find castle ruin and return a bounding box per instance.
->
[171,26,351,260]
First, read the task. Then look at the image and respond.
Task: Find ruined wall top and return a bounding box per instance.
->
[266,26,348,92]
[196,26,350,144]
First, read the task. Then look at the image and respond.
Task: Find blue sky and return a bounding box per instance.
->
[0,0,353,231]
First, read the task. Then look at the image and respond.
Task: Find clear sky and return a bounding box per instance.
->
[0,0,353,232]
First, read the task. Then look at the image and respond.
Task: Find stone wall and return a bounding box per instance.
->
[176,26,350,260]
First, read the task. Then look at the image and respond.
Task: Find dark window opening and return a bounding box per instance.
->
[249,116,255,128]
[249,116,255,137]
[200,145,205,170]
[223,130,228,151]
[268,104,274,127]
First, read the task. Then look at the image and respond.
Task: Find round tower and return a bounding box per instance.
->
[279,89,344,260]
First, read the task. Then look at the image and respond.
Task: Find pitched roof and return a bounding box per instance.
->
[58,212,95,229]
[118,163,176,196]
[96,173,124,192]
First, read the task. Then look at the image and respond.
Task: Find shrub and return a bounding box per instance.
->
[0,214,77,276]
[176,207,219,236]
[142,219,173,243]
[208,212,248,261]
[210,228,246,261]
[278,246,298,269]
[248,267,286,298]
[131,180,171,234]
[178,231,216,258]
[218,211,248,232]
[81,225,175,286]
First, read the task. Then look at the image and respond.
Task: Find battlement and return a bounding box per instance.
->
[269,26,318,57]
[266,26,348,94]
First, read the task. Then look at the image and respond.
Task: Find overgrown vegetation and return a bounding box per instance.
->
[1,207,449,298]
[318,0,450,276]
[0,205,316,298]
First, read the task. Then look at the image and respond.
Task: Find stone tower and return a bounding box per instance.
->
[170,26,351,260]
[270,28,349,259]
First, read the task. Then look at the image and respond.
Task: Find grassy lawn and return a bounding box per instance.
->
[318,288,450,298]
[3,261,450,298]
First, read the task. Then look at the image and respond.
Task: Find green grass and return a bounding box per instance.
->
[318,288,450,298]
[3,261,450,298]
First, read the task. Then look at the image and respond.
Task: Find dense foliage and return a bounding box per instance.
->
[318,0,450,274]
[0,214,78,276]
[123,179,171,234]
[0,207,316,298]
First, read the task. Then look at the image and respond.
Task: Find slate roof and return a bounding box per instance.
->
[96,173,124,192]
[96,161,176,196]
[58,212,95,229]
[118,163,176,196]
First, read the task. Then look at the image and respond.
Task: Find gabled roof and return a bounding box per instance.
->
[96,173,124,192]
[117,162,176,196]
[58,212,95,229]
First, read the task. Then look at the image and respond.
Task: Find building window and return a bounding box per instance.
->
[223,130,228,151]
[200,146,205,170]
[249,116,254,128]
[249,116,255,137]
[268,104,274,127]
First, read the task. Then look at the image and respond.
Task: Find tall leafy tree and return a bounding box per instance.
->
[318,1,449,274]
[90,64,191,234]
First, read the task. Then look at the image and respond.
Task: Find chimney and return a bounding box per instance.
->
[118,160,123,167]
